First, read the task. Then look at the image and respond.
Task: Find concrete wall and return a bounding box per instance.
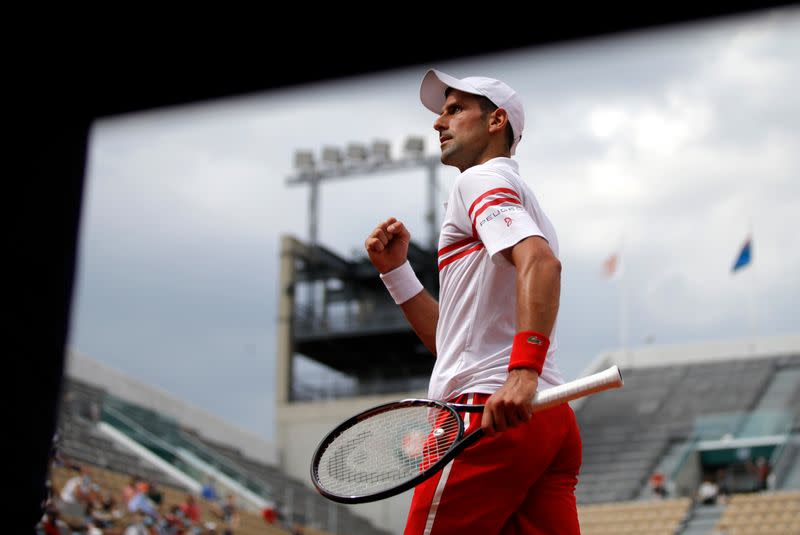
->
[277,392,426,535]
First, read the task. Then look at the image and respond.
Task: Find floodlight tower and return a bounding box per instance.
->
[275,137,444,535]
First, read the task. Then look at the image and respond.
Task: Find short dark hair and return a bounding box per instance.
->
[445,88,514,151]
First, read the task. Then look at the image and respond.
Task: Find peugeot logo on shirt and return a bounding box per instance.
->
[477,205,524,229]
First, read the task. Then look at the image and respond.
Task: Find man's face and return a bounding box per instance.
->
[433,90,491,171]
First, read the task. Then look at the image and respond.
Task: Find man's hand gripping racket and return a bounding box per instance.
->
[310,365,623,503]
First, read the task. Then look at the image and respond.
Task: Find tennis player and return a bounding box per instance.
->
[365,69,582,535]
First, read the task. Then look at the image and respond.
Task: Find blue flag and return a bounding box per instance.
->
[732,237,752,273]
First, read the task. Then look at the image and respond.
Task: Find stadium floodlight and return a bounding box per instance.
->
[288,136,440,251]
[371,140,391,163]
[294,150,315,172]
[322,146,343,167]
[403,136,425,158]
[346,143,368,163]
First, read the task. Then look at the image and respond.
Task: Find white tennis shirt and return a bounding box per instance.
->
[429,157,565,401]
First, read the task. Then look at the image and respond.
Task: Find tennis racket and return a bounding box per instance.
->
[310,365,623,504]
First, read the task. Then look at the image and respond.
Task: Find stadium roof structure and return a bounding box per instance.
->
[584,334,800,374]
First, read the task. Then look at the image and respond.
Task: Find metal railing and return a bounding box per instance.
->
[292,374,429,401]
[293,300,409,337]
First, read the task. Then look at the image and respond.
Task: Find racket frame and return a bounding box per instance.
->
[310,398,476,504]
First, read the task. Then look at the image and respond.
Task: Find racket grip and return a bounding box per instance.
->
[530,365,623,411]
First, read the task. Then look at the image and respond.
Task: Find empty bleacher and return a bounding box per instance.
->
[576,364,688,503]
[578,497,692,535]
[57,379,185,490]
[713,490,800,535]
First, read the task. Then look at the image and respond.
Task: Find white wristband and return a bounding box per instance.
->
[379,260,424,305]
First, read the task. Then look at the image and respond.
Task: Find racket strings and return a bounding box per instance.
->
[316,406,460,496]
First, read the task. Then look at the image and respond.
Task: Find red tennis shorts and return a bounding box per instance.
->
[404,392,582,535]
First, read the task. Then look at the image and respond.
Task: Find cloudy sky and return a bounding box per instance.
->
[68,8,800,442]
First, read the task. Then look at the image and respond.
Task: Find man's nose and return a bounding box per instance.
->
[433,114,446,132]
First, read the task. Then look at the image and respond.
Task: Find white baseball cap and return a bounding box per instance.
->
[420,68,525,155]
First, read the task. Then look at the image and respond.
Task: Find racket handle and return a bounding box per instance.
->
[531,365,623,411]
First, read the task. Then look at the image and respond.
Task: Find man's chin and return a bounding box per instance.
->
[440,148,457,166]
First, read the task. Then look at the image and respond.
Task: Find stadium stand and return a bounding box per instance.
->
[56,381,185,490]
[575,352,800,505]
[713,490,800,535]
[49,462,300,535]
[47,336,798,534]
[578,497,692,535]
[50,376,390,535]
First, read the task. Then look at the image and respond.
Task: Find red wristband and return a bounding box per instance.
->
[509,331,550,375]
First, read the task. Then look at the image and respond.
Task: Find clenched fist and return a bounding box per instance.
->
[365,217,412,274]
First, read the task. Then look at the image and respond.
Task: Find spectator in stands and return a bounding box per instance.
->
[123,511,151,535]
[84,499,100,529]
[164,505,189,535]
[87,488,121,529]
[128,481,158,518]
[180,494,202,524]
[696,476,720,505]
[261,505,277,525]
[147,479,164,511]
[87,482,103,507]
[754,456,771,491]
[37,504,69,535]
[649,471,668,499]
[85,519,103,535]
[60,465,91,506]
[715,467,733,504]
[123,476,142,507]
[218,494,240,535]
[201,477,220,503]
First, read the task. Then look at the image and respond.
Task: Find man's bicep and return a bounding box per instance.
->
[501,235,554,267]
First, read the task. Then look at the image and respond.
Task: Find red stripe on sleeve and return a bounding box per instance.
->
[467,187,520,219]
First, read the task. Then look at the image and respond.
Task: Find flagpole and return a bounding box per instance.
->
[733,226,756,355]
[748,266,756,355]
[747,224,756,355]
[620,265,629,366]
[602,241,629,367]
[619,235,629,367]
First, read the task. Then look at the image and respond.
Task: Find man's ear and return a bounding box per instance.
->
[489,108,509,134]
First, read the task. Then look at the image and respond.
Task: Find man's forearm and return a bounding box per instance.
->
[515,255,561,338]
[399,290,439,356]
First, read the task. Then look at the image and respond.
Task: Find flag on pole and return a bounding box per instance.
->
[602,252,621,280]
[731,236,752,273]
[602,249,628,359]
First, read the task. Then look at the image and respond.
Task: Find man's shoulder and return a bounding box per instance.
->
[457,159,520,190]
[466,157,519,174]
